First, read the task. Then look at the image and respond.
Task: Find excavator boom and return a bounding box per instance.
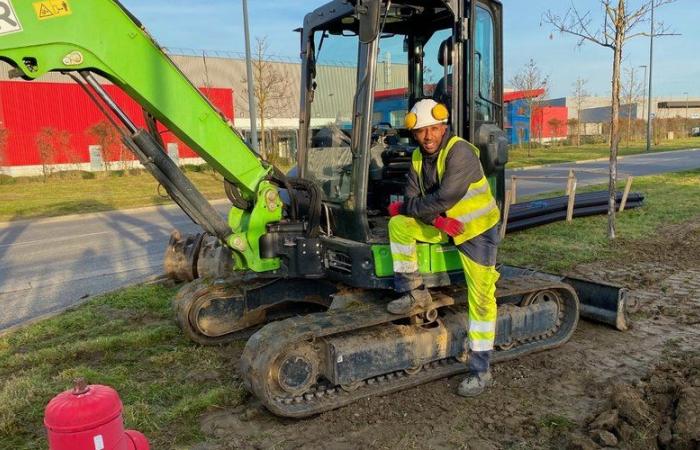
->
[0,0,288,273]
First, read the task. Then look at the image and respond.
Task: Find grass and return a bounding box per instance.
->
[0,169,227,222]
[0,169,698,447]
[499,168,700,272]
[507,137,699,168]
[0,139,697,222]
[0,284,247,449]
[537,414,577,431]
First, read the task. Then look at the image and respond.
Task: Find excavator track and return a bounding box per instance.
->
[172,277,337,345]
[240,276,579,418]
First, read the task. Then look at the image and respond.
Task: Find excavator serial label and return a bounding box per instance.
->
[0,0,22,35]
[32,0,71,20]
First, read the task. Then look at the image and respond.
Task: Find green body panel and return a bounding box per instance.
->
[488,175,497,202]
[226,181,282,272]
[0,0,267,199]
[371,243,462,278]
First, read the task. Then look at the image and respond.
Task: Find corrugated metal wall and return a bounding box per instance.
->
[0,53,408,168]
[531,106,569,139]
[0,81,233,166]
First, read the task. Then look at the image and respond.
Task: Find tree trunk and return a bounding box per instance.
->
[577,112,582,147]
[608,0,626,240]
[260,115,266,159]
[626,69,634,147]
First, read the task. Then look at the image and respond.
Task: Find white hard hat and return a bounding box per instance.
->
[404,99,449,130]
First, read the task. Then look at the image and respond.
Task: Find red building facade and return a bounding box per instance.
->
[0,81,234,171]
[530,106,568,142]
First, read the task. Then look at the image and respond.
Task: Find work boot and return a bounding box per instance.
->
[387,287,432,315]
[457,371,493,397]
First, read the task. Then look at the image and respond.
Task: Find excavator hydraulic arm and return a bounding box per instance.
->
[0,0,283,272]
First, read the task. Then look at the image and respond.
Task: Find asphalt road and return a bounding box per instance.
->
[0,202,229,332]
[0,148,698,332]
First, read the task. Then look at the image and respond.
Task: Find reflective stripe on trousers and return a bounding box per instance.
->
[388,214,499,352]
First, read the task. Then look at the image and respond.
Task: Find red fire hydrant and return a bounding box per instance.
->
[44,378,149,450]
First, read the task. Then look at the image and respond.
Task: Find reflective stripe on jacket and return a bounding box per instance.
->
[411,136,500,244]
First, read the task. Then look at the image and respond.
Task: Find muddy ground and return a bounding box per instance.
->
[196,220,700,450]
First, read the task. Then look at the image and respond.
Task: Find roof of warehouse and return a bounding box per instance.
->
[657,101,700,108]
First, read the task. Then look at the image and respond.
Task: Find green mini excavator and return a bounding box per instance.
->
[0,0,627,418]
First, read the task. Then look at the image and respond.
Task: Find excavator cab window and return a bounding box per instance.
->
[474,5,496,123]
[305,29,356,203]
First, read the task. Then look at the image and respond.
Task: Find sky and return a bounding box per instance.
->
[120,0,699,100]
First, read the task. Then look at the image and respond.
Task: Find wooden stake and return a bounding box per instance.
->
[619,176,634,212]
[566,170,577,223]
[500,189,512,240]
[511,176,517,204]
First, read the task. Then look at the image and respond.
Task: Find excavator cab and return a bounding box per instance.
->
[292,0,508,288]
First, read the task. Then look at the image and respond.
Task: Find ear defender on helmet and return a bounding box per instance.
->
[405,112,418,129]
[405,99,449,130]
[431,103,449,121]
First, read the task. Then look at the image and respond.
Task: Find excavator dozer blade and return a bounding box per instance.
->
[499,265,628,331]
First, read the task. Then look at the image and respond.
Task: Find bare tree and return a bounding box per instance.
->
[548,117,565,145]
[241,36,292,160]
[567,118,579,144]
[88,121,127,172]
[544,0,676,239]
[571,77,589,146]
[509,59,549,155]
[35,128,61,181]
[621,66,645,145]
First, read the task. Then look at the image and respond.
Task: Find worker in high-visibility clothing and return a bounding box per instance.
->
[386,98,501,397]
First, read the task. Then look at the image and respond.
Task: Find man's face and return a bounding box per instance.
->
[412,124,447,154]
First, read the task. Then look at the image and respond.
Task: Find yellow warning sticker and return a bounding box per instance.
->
[33,0,71,20]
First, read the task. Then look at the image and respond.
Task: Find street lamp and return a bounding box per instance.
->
[639,65,647,132]
[242,0,259,153]
[646,1,655,151]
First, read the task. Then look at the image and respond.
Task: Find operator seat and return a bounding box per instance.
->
[432,37,452,110]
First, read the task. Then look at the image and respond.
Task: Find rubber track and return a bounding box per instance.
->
[240,276,579,418]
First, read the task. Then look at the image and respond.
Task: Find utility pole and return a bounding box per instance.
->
[639,64,647,133]
[242,0,259,153]
[646,0,655,152]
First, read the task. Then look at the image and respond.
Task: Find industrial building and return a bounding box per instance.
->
[0,52,404,176]
[0,51,697,176]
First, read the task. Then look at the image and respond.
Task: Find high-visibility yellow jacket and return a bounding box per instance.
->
[411,135,500,244]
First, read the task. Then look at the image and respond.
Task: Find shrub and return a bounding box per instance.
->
[80,171,97,180]
[0,174,15,185]
[181,164,202,173]
[181,163,213,173]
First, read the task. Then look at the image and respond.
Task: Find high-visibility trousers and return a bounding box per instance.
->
[388,214,499,353]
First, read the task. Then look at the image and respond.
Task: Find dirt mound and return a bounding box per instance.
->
[582,353,700,450]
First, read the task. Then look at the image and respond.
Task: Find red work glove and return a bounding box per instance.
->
[388,201,403,217]
[433,216,464,237]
